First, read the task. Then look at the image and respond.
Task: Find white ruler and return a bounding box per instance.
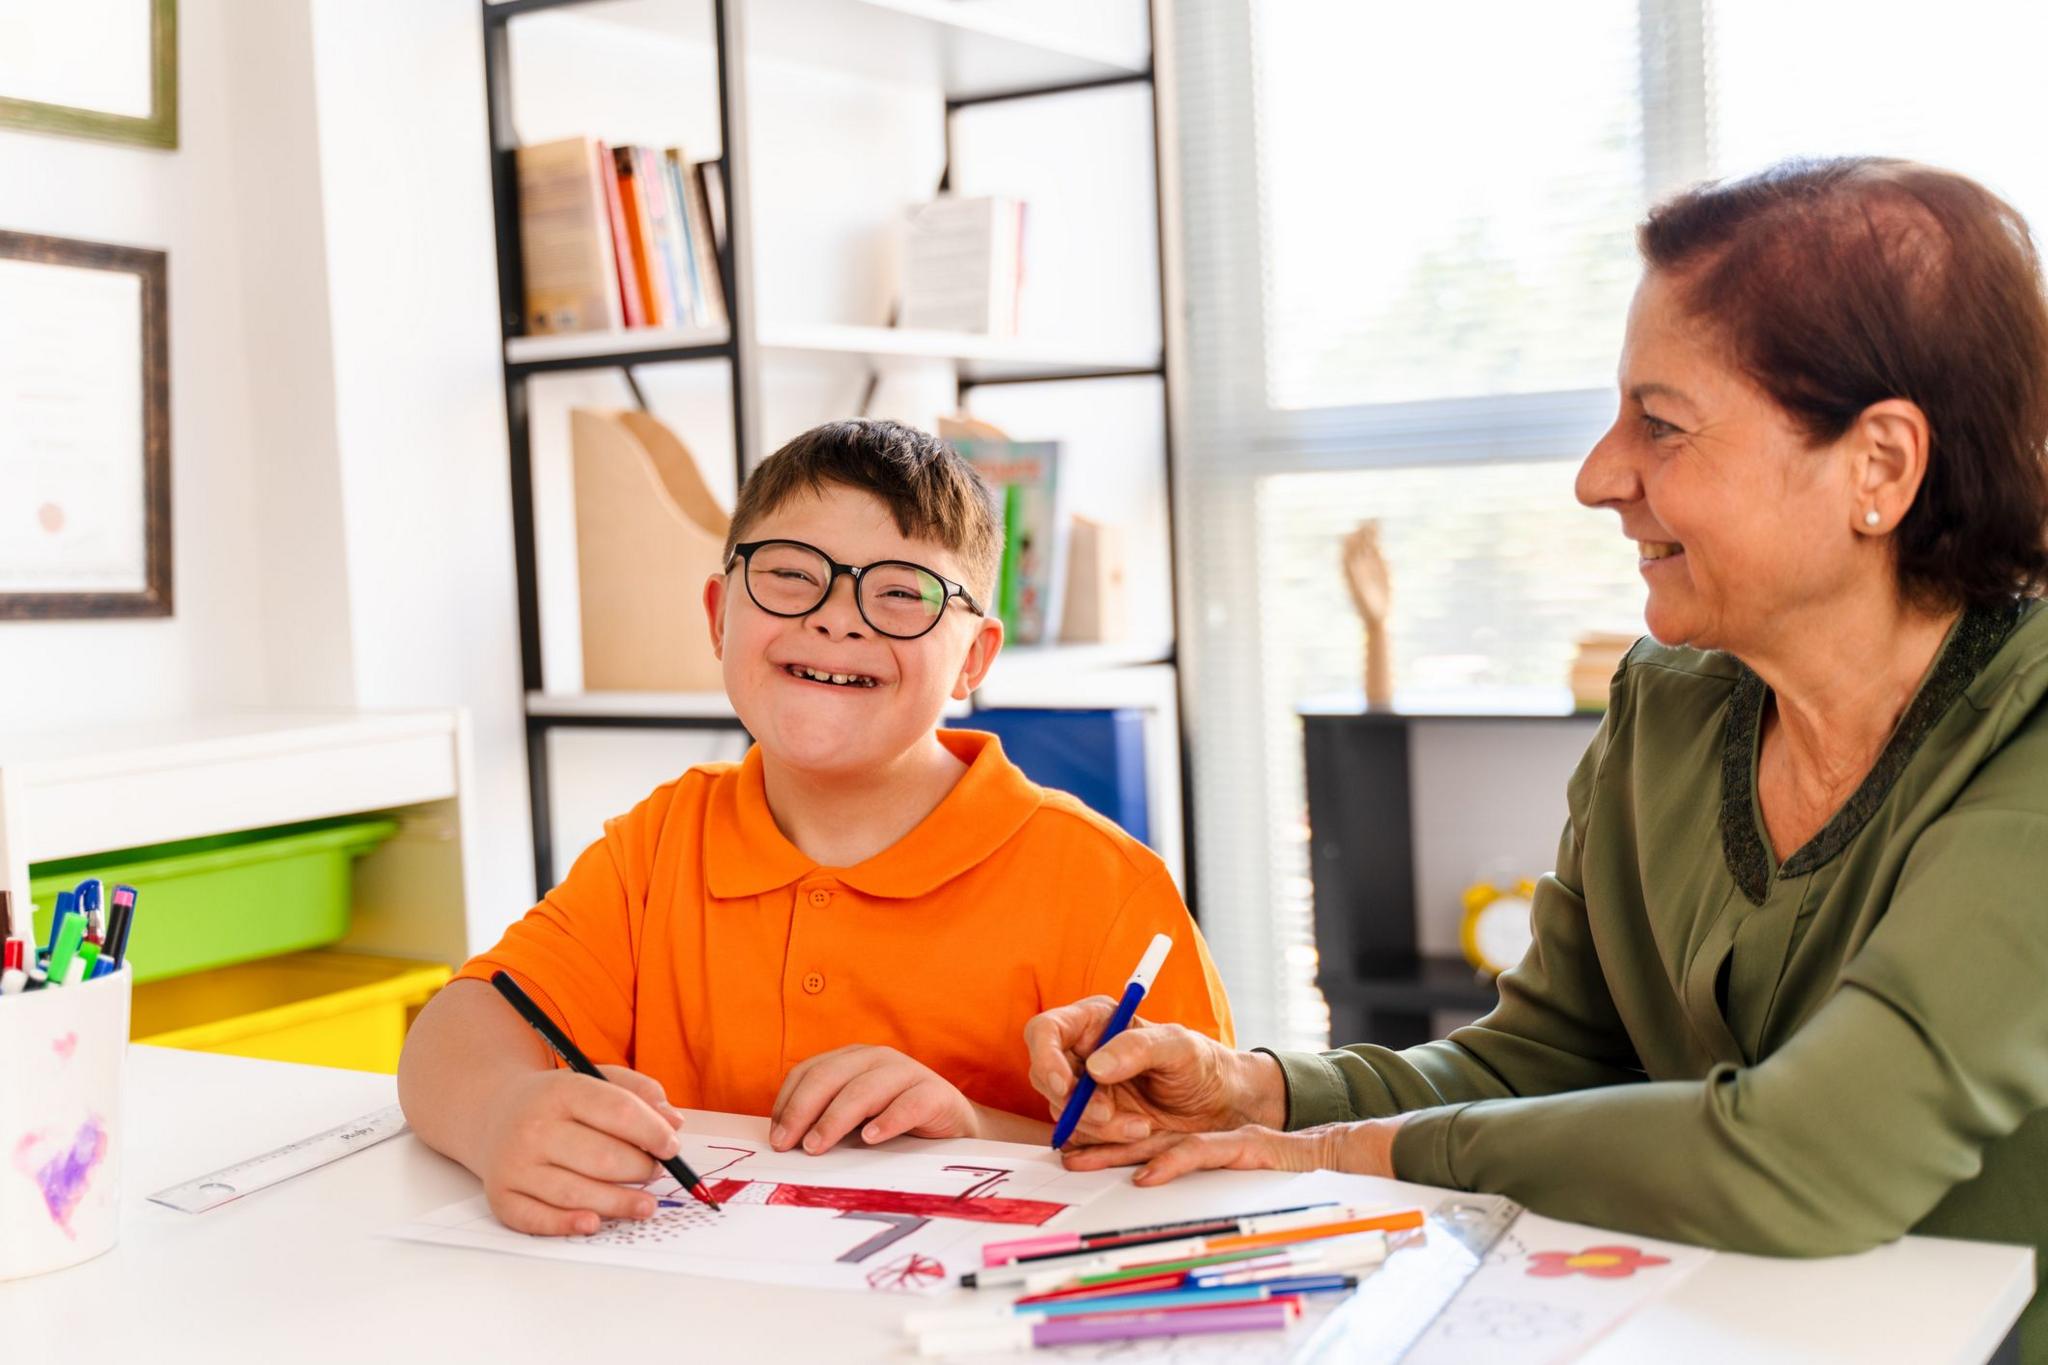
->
[148,1104,410,1213]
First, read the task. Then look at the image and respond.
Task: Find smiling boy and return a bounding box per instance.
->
[399,419,1232,1236]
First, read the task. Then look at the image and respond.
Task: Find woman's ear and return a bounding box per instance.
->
[951,614,1006,701]
[1852,397,1932,534]
[702,573,728,659]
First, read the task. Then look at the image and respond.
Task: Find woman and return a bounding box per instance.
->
[1025,158,2048,1357]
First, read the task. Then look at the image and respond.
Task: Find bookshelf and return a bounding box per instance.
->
[481,0,1189,896]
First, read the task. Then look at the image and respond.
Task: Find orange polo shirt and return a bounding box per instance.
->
[455,730,1233,1120]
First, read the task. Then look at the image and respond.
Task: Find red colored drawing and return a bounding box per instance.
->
[866,1252,946,1292]
[1526,1245,1671,1279]
[703,1178,1066,1226]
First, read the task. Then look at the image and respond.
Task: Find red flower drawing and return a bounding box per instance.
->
[1526,1245,1672,1279]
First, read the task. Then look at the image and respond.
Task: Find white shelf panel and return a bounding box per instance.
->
[522,0,1151,102]
[0,711,463,868]
[760,322,1158,379]
[504,324,730,365]
[528,690,739,721]
[971,645,1175,710]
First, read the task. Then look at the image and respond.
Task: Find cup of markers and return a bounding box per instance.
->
[0,882,140,1279]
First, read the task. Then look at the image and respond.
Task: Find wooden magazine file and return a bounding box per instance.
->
[571,408,730,691]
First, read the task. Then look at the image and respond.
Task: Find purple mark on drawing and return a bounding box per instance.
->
[11,1117,108,1237]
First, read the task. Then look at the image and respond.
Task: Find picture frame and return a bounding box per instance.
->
[0,231,172,619]
[0,0,178,150]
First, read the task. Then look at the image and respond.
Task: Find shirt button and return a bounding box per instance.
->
[808,888,833,907]
[802,971,826,995]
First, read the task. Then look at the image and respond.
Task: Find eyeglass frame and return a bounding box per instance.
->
[725,538,987,640]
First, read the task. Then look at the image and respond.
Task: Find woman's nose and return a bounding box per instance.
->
[1576,423,1639,511]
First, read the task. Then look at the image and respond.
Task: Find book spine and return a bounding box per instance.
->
[680,153,728,327]
[611,147,659,328]
[629,146,676,326]
[597,140,644,328]
[664,150,707,327]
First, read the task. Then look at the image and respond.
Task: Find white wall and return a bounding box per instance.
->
[0,0,267,725]
[1,0,535,951]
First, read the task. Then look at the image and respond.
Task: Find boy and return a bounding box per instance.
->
[400,419,1232,1236]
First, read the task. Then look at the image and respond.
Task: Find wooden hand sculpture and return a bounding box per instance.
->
[1342,520,1394,709]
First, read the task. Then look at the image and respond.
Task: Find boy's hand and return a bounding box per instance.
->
[474,1063,687,1237]
[769,1045,977,1155]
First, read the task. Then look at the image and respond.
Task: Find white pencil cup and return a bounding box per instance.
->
[0,966,129,1279]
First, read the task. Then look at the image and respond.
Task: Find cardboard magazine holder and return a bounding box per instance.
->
[572,408,730,692]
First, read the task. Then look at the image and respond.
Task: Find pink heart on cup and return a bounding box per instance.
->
[51,1033,78,1061]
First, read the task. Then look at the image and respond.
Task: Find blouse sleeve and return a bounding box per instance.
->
[1271,704,1646,1125]
[1387,804,2048,1255]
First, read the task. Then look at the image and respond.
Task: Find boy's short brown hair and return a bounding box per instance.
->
[723,419,1004,603]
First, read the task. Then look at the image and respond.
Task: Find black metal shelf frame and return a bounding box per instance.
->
[481,0,1194,905]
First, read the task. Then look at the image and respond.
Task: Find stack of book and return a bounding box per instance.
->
[900,195,1027,336]
[515,135,728,336]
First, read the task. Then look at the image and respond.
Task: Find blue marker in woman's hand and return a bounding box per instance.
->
[1050,934,1173,1149]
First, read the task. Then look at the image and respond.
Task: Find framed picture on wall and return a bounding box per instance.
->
[0,0,178,149]
[0,231,171,619]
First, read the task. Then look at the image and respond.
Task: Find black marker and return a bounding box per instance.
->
[489,970,720,1210]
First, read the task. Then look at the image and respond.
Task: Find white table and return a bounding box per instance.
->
[3,1048,2030,1365]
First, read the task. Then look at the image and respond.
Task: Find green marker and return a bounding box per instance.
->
[74,941,101,984]
[46,911,86,987]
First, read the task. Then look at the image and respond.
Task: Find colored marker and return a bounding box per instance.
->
[915,1301,1294,1355]
[489,970,720,1210]
[106,885,139,968]
[970,1203,1356,1286]
[46,910,86,988]
[46,890,77,958]
[1023,1210,1424,1295]
[76,879,104,942]
[75,941,101,981]
[913,1280,1349,1332]
[1051,933,1173,1149]
[978,1201,1336,1269]
[1,936,24,995]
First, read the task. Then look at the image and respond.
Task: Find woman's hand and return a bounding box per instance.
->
[1023,997,1288,1149]
[1072,1117,1409,1186]
[471,1064,687,1237]
[770,1045,982,1154]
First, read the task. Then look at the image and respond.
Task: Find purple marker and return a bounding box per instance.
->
[915,1301,1294,1355]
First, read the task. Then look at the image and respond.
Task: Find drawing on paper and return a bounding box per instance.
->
[1432,1295,1586,1343]
[1525,1245,1672,1279]
[389,1133,1122,1294]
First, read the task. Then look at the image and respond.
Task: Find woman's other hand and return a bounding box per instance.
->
[1072,1116,1409,1186]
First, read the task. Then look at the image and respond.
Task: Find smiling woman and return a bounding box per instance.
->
[1026,158,2048,1363]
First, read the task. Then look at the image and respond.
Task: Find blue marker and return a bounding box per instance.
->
[75,878,104,939]
[45,890,77,957]
[1050,934,1173,1149]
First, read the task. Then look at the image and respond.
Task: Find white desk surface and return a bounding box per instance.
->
[3,1047,2030,1365]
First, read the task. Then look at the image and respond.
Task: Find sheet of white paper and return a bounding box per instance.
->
[390,1134,1123,1295]
[946,1171,1709,1365]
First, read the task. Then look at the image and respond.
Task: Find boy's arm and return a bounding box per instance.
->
[399,978,688,1236]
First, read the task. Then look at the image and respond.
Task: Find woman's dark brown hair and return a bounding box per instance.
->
[1640,157,2048,608]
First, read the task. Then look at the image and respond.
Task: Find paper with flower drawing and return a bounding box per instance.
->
[389,1134,1121,1294]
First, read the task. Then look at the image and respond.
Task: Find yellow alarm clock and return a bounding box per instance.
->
[1460,879,1537,977]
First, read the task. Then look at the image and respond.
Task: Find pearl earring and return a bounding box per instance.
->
[1864,509,1881,528]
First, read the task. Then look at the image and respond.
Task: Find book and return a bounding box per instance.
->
[610,147,660,327]
[514,136,625,335]
[695,157,728,256]
[631,145,682,326]
[952,438,1065,644]
[674,149,728,327]
[901,195,1027,335]
[595,140,644,328]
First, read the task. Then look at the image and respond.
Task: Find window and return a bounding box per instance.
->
[1176,0,2048,1048]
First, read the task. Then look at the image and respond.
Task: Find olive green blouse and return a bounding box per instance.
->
[1275,599,2048,1358]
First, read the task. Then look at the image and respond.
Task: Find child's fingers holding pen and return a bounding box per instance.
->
[597,1063,686,1128]
[490,1187,606,1238]
[558,1072,684,1164]
[521,1163,662,1223]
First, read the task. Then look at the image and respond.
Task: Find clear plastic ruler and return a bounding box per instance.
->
[1294,1193,1523,1364]
[147,1104,410,1213]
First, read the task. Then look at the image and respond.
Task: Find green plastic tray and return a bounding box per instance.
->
[28,817,399,984]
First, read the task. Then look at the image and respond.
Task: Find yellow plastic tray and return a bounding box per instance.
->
[132,950,452,1074]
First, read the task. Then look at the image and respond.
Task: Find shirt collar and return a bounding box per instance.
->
[704,730,1043,900]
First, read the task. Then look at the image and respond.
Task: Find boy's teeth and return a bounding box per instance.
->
[790,665,875,687]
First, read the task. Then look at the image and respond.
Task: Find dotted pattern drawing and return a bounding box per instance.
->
[1433,1294,1585,1343]
[571,1193,723,1247]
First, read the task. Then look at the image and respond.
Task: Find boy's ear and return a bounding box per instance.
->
[702,573,728,659]
[951,614,1005,701]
